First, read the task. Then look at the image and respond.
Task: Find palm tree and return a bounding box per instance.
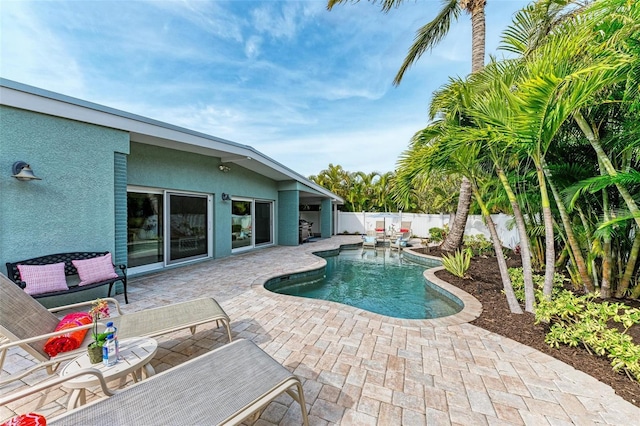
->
[396,122,523,313]
[327,0,489,251]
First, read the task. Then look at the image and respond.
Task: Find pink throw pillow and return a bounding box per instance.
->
[72,253,118,286]
[17,262,69,295]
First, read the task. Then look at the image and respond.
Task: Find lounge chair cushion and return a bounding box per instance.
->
[43,312,92,357]
[1,412,46,426]
[72,253,118,286]
[400,228,410,232]
[17,263,68,295]
[364,236,376,243]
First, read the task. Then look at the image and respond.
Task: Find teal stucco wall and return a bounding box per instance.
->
[0,106,129,272]
[278,190,299,246]
[321,198,332,238]
[127,142,280,258]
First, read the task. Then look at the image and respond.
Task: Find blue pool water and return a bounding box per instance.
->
[265,249,462,319]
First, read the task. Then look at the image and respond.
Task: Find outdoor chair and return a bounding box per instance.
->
[0,273,232,385]
[0,339,309,425]
[362,231,378,249]
[375,220,386,239]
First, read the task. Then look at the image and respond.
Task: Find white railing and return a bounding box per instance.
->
[336,211,520,249]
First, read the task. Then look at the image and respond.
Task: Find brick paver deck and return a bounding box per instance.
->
[1,236,638,424]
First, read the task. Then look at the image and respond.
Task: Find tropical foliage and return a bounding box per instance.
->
[308,164,460,213]
[394,0,640,307]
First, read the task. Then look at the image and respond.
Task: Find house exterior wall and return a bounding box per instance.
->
[278,190,299,246]
[127,142,280,258]
[0,106,129,271]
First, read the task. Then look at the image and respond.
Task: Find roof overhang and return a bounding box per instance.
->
[0,78,344,204]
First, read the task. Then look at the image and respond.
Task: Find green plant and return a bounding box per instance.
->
[428,225,449,244]
[508,267,565,302]
[441,248,472,279]
[463,234,494,256]
[535,290,640,381]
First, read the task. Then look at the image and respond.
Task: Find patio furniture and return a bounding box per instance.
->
[6,251,129,304]
[0,339,310,426]
[0,273,232,385]
[375,220,386,239]
[362,231,378,249]
[59,337,158,409]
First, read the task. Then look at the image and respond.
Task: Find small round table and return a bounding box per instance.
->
[59,337,158,409]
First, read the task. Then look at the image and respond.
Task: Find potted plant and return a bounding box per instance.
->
[87,299,110,363]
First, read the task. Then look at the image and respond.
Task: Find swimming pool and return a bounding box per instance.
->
[265,249,463,320]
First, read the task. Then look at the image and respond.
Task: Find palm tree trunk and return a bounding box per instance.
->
[441,177,472,251]
[471,184,523,313]
[469,1,486,73]
[441,2,486,251]
[574,111,640,228]
[598,158,613,298]
[496,167,536,312]
[617,230,640,298]
[543,162,594,292]
[536,163,556,298]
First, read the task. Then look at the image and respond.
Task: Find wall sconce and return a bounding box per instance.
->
[218,164,231,173]
[221,193,231,201]
[11,161,42,181]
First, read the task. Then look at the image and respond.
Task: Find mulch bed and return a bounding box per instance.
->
[425,248,640,408]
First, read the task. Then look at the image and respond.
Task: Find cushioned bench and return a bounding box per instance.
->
[6,251,128,304]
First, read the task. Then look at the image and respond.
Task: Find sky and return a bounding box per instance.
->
[0,0,530,177]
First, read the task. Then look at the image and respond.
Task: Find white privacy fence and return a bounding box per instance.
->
[336,212,520,249]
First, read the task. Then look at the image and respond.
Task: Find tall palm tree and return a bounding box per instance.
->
[327,0,489,251]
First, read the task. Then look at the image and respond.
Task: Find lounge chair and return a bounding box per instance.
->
[399,221,412,240]
[0,339,309,425]
[362,231,378,249]
[375,220,386,239]
[0,273,232,385]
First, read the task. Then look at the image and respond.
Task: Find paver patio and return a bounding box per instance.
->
[1,235,638,425]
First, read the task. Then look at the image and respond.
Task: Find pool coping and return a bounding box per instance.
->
[251,243,482,327]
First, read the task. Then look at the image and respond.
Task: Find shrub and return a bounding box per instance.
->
[463,234,494,256]
[428,225,448,243]
[441,248,472,279]
[508,267,565,302]
[536,290,640,381]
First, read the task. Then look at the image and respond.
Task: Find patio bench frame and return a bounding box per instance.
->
[5,251,128,304]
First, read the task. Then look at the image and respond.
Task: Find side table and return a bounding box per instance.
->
[59,337,158,409]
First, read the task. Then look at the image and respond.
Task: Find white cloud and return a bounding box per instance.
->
[244,36,263,59]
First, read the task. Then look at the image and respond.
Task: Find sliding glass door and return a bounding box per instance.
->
[168,193,209,264]
[128,188,212,272]
[255,201,272,246]
[127,191,164,268]
[231,198,273,251]
[231,200,252,250]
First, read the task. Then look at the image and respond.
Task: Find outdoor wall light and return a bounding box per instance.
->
[11,161,42,181]
[218,164,231,173]
[221,193,231,201]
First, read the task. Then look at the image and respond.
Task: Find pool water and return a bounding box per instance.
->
[266,249,462,320]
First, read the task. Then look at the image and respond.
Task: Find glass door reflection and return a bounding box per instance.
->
[231,200,252,249]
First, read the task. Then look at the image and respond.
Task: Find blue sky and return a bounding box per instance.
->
[0,0,530,177]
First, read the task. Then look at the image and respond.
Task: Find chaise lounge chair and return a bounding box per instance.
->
[0,339,309,425]
[0,273,232,385]
[375,220,386,240]
[362,231,378,249]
